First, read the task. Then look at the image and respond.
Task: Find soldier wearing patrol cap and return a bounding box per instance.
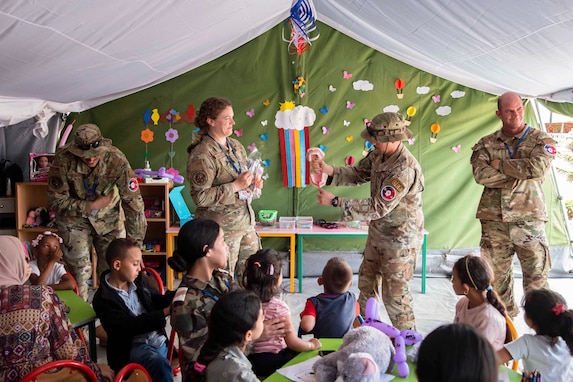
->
[48,123,147,299]
[313,112,425,331]
[471,92,556,318]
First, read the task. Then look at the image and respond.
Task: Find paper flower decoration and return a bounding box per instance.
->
[395,79,405,99]
[165,128,179,168]
[430,123,441,143]
[141,128,154,164]
[166,109,181,125]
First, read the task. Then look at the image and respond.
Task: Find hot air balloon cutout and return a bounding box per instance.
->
[430,123,441,143]
[281,0,320,55]
[274,101,316,188]
[405,106,416,126]
[165,109,181,169]
[395,79,405,99]
[141,109,155,168]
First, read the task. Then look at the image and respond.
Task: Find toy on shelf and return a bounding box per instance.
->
[23,207,50,228]
[134,166,184,184]
[361,298,423,378]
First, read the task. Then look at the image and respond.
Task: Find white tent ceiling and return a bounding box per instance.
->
[2,0,573,127]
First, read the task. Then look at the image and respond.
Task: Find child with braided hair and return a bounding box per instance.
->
[451,254,507,350]
[244,249,322,379]
[497,288,573,380]
[29,231,75,290]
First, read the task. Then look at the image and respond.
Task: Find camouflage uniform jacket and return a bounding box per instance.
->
[329,144,424,249]
[186,136,255,232]
[47,145,146,240]
[170,269,234,375]
[470,127,556,222]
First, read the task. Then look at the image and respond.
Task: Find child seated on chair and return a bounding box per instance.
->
[28,231,75,291]
[244,249,322,379]
[299,256,360,338]
[92,238,175,382]
[451,254,507,351]
[497,288,573,381]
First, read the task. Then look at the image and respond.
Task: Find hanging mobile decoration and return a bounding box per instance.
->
[430,123,441,143]
[293,76,306,98]
[281,0,320,55]
[395,79,405,99]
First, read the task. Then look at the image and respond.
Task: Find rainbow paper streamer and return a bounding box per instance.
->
[279,127,310,188]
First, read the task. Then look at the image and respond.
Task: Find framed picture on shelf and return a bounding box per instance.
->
[29,153,55,182]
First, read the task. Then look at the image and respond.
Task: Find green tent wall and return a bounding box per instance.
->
[70,21,569,255]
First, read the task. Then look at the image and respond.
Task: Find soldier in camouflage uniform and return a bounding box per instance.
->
[313,112,424,331]
[186,97,260,283]
[48,124,147,299]
[168,218,235,379]
[470,92,556,317]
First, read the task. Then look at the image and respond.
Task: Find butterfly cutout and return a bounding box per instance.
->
[322,126,331,135]
[262,159,271,167]
[261,120,268,126]
[408,137,416,145]
[260,133,269,141]
[319,144,328,152]
[365,141,374,150]
[329,85,337,92]
[319,105,329,114]
[343,120,350,127]
[191,127,200,133]
[343,70,353,79]
[234,129,243,137]
[452,144,461,153]
[432,95,441,103]
[246,108,255,117]
[262,174,269,180]
[345,135,353,142]
[262,99,270,106]
[247,143,257,152]
[346,101,356,109]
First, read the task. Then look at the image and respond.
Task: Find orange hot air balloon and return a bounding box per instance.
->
[430,123,441,143]
[395,79,405,99]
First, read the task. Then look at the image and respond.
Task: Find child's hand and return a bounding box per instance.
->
[48,247,63,263]
[308,338,322,351]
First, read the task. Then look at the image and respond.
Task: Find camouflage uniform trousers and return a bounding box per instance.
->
[479,220,551,318]
[357,245,418,331]
[225,227,261,286]
[58,220,126,299]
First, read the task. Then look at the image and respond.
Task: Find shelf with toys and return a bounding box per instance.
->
[15,181,174,286]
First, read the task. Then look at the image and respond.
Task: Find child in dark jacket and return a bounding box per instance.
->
[92,238,175,381]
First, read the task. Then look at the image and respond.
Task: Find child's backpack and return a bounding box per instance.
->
[0,159,24,196]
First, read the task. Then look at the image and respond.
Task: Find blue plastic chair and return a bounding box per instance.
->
[169,186,193,226]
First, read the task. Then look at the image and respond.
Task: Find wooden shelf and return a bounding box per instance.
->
[15,181,174,289]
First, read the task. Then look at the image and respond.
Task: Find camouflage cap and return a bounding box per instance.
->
[68,124,112,158]
[360,112,413,143]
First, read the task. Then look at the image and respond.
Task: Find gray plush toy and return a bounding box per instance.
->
[313,326,395,382]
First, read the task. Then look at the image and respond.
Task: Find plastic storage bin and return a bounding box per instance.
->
[258,210,278,226]
[296,216,313,229]
[279,217,296,229]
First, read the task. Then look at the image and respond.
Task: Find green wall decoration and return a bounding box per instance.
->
[70,21,569,253]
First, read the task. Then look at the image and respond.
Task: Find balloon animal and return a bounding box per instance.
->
[361,298,423,378]
[134,166,184,184]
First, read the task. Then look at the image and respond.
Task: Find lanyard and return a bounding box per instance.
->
[207,134,242,174]
[201,280,231,302]
[504,125,530,159]
[83,174,99,201]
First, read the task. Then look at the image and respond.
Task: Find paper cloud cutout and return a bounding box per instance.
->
[353,80,374,91]
[383,105,400,113]
[274,105,316,130]
[435,106,452,116]
[451,90,466,99]
[417,86,430,95]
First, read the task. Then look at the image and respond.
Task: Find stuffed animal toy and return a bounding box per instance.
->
[24,208,37,227]
[336,352,380,382]
[34,207,50,227]
[313,326,395,382]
